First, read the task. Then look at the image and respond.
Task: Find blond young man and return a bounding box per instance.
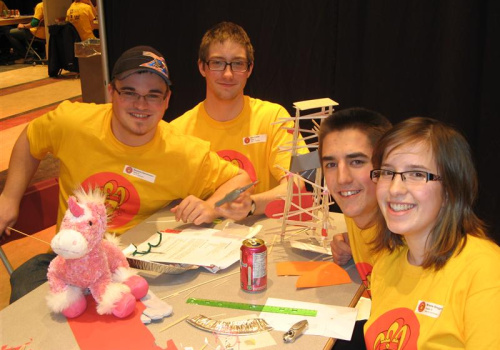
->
[172,22,307,218]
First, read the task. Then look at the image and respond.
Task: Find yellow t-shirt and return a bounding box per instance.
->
[171,96,308,195]
[345,216,378,297]
[31,2,45,40]
[364,235,500,349]
[27,101,239,234]
[66,2,95,41]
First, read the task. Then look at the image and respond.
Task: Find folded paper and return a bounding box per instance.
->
[276,261,351,288]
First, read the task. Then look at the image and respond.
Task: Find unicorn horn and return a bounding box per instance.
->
[68,196,84,217]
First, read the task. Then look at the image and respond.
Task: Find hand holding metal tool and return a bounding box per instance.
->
[283,319,308,343]
[215,180,259,207]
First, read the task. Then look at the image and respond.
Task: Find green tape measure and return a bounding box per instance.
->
[186,297,317,317]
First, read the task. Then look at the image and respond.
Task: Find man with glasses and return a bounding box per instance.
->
[172,22,306,217]
[0,46,251,303]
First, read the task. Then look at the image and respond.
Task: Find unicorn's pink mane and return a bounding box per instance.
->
[69,186,113,224]
[73,186,106,206]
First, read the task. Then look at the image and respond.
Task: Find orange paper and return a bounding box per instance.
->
[67,295,172,350]
[276,261,351,288]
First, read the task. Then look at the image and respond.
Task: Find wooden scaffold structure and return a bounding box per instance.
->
[270,98,340,244]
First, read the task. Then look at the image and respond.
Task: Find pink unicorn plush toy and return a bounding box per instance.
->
[46,187,148,318]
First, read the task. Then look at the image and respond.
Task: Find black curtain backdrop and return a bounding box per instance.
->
[103,0,500,243]
[4,0,39,14]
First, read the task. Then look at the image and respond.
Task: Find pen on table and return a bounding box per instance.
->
[214,180,259,207]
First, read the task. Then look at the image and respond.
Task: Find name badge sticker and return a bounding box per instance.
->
[415,300,443,318]
[123,165,156,183]
[243,134,267,145]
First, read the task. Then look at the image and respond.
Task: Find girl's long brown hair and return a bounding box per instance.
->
[371,117,487,270]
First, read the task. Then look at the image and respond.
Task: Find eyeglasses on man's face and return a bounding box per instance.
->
[114,87,167,105]
[205,59,250,72]
[370,169,442,184]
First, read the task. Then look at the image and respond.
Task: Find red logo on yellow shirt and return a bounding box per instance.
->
[356,262,373,298]
[82,173,140,229]
[217,150,257,182]
[417,301,426,313]
[365,308,419,350]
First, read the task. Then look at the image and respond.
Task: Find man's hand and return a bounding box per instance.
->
[0,194,20,240]
[330,232,352,265]
[216,191,252,221]
[0,127,41,240]
[171,195,217,225]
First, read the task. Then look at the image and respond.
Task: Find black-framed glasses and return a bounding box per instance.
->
[205,59,250,72]
[114,87,167,105]
[370,169,442,184]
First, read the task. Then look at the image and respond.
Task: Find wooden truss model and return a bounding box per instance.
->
[271,98,339,243]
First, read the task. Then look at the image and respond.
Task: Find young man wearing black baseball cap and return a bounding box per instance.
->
[1,46,252,303]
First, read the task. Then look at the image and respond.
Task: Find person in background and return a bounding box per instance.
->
[0,45,252,303]
[365,117,500,348]
[6,1,45,63]
[0,1,7,14]
[0,1,12,64]
[171,21,307,218]
[66,0,97,41]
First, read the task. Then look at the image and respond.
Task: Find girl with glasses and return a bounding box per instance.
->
[364,117,500,348]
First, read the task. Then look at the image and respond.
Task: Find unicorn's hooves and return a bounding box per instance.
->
[62,296,87,318]
[112,293,135,318]
[124,275,148,300]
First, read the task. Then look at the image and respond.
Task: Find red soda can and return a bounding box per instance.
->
[240,238,267,292]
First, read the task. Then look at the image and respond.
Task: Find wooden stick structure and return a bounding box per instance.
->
[161,271,240,299]
[272,98,339,243]
[7,227,51,245]
[159,314,190,332]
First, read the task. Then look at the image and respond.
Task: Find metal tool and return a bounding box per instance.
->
[283,319,308,343]
[215,180,259,207]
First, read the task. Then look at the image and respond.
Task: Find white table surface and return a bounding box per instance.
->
[0,209,362,349]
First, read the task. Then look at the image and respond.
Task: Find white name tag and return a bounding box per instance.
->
[243,134,267,145]
[123,165,156,183]
[415,300,443,318]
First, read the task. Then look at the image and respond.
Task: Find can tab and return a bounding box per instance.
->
[283,319,308,343]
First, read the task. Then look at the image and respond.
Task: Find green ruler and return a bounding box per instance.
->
[186,297,317,317]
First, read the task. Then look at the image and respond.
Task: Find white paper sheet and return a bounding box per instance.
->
[124,224,261,272]
[289,239,331,255]
[259,298,358,341]
[288,212,348,255]
[355,296,371,321]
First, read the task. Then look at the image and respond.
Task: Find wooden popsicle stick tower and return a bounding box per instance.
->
[272,98,339,243]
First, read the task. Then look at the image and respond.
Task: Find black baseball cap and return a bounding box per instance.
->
[111,46,172,86]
